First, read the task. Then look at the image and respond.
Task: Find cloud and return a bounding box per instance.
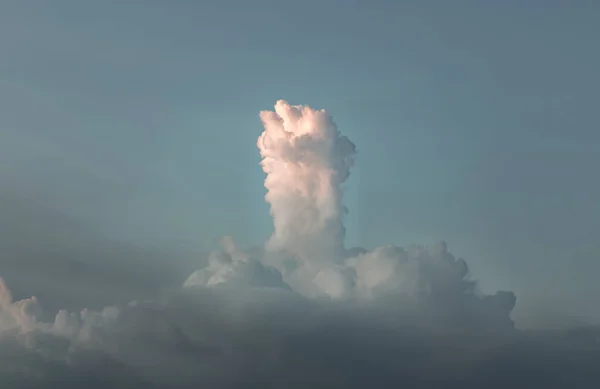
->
[184,237,289,290]
[257,100,356,265]
[0,277,41,333]
[1,100,599,387]
[0,280,599,388]
[192,101,517,315]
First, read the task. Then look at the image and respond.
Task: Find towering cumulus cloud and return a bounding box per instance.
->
[189,101,512,308]
[258,100,356,263]
[2,100,599,388]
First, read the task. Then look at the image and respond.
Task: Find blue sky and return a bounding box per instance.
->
[2,0,599,322]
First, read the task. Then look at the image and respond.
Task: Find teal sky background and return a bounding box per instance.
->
[2,1,599,323]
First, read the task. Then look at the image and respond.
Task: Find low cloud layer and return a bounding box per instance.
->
[1,280,599,388]
[1,101,599,387]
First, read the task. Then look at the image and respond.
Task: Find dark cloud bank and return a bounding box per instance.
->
[1,101,599,388]
[1,284,599,388]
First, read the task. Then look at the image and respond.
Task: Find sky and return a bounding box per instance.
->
[1,1,600,386]
[2,0,600,324]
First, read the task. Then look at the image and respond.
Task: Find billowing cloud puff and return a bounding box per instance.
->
[258,100,356,264]
[184,237,288,290]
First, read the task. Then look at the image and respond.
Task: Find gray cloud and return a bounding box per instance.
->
[0,282,599,388]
